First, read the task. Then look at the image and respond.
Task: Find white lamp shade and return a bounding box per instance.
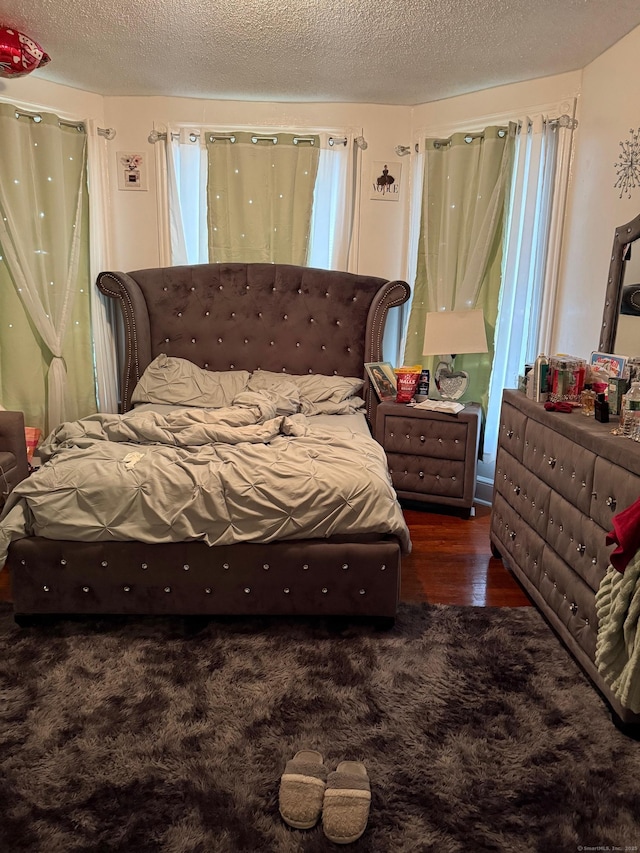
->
[422,309,489,356]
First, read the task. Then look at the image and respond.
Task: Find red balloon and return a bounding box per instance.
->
[0,26,50,78]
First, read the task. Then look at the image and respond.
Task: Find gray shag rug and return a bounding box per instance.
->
[0,602,639,853]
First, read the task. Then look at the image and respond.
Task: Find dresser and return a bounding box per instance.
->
[375,401,481,514]
[491,389,640,725]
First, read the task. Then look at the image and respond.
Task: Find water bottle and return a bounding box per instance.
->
[621,381,640,440]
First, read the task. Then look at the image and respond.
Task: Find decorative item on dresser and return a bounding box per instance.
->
[2,263,411,625]
[376,401,481,516]
[490,389,640,728]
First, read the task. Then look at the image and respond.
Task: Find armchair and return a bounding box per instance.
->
[0,411,29,511]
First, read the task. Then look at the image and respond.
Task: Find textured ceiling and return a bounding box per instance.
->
[2,0,640,105]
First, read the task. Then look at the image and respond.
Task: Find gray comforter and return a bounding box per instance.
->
[0,394,411,562]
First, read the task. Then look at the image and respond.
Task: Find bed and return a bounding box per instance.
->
[0,263,411,625]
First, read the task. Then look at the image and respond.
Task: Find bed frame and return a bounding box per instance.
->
[8,263,410,624]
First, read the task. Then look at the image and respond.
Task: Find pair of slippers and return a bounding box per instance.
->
[279,749,371,844]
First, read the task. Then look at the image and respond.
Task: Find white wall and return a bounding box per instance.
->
[0,74,104,123]
[554,25,640,359]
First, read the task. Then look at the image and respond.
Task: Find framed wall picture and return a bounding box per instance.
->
[365,361,397,401]
[117,151,147,191]
[370,160,401,201]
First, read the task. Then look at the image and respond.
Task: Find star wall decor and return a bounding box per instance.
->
[614,127,640,199]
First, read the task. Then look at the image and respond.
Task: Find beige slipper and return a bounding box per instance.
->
[279,749,328,829]
[322,760,371,844]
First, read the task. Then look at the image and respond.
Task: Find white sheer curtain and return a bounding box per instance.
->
[161,127,357,270]
[86,119,119,412]
[484,113,575,460]
[166,128,208,265]
[308,133,356,270]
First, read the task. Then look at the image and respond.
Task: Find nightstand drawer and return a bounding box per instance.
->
[382,415,468,460]
[386,453,466,499]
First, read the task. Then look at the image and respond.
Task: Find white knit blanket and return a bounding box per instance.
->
[595,548,640,713]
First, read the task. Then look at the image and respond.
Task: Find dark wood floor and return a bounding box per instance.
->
[400,503,531,606]
[0,503,532,607]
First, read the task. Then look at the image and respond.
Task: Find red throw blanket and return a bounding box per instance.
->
[606,495,640,573]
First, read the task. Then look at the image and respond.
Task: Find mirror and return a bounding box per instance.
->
[599,213,640,356]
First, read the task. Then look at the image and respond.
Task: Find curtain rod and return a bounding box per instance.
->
[13,108,116,139]
[148,128,368,148]
[426,115,578,150]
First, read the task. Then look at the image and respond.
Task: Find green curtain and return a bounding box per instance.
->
[0,104,96,434]
[403,126,515,413]
[206,132,320,264]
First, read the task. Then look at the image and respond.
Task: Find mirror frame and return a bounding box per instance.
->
[599,212,640,352]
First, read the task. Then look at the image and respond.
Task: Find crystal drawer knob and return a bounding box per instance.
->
[569,602,578,615]
[576,544,586,554]
[548,457,557,468]
[509,531,516,540]
[506,429,514,438]
[606,496,617,510]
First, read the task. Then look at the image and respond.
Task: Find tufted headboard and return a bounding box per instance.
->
[97,263,410,420]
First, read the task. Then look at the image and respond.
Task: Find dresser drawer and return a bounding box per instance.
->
[522,419,596,515]
[497,402,528,463]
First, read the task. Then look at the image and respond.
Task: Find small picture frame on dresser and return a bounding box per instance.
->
[366,362,397,401]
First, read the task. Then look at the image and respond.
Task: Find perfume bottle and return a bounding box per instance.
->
[594,393,609,423]
[580,387,596,416]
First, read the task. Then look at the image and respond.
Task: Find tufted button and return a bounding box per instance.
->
[302,564,309,570]
[60,558,67,566]
[82,586,90,593]
[283,587,290,594]
[321,587,328,593]
[165,338,170,343]
[223,563,230,569]
[123,585,131,592]
[381,564,386,571]
[141,562,148,569]
[183,564,190,571]
[191,338,196,343]
[420,435,425,442]
[283,314,288,320]
[101,561,108,567]
[164,586,171,593]
[43,585,50,592]
[190,286,195,291]
[263,563,269,570]
[419,471,424,478]
[218,337,223,343]
[205,311,210,316]
[177,312,182,317]
[205,587,212,594]
[359,589,366,595]
[244,587,251,594]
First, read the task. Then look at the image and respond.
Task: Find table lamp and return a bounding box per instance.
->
[422,308,489,400]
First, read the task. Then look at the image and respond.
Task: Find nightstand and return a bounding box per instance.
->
[375,401,481,515]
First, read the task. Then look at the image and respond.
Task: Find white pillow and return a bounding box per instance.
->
[131,354,250,408]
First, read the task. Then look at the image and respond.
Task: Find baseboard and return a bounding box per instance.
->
[474,475,493,507]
